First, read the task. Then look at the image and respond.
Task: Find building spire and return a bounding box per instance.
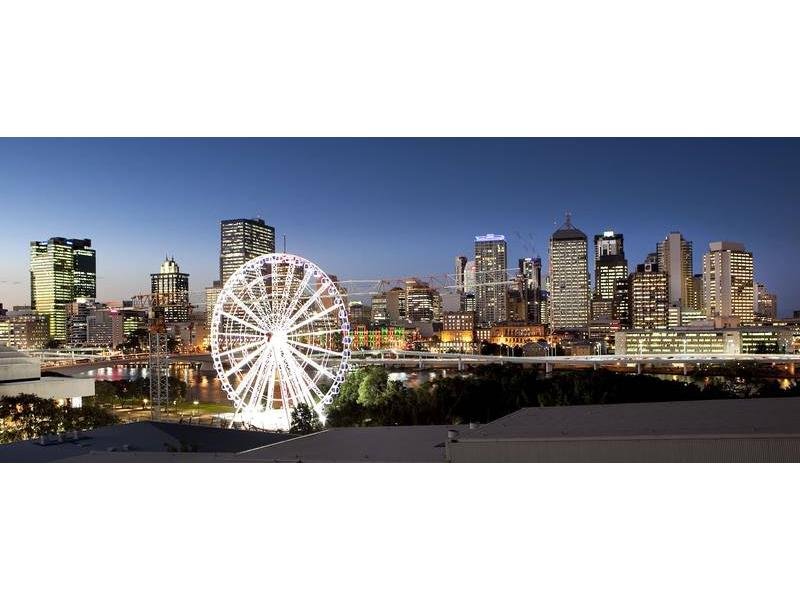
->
[564,212,572,228]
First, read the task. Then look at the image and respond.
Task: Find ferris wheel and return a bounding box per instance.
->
[210,253,351,430]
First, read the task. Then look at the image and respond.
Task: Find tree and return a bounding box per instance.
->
[289,403,322,434]
[0,394,119,444]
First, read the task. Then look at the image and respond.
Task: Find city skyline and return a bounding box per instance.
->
[0,138,798,314]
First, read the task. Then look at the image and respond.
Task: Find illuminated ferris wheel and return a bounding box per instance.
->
[210,253,351,430]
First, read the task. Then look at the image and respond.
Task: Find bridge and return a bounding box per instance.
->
[42,348,799,376]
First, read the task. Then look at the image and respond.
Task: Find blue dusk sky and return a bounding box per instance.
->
[0,138,798,314]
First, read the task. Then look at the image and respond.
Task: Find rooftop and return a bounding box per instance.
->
[0,421,295,462]
[551,213,587,240]
[456,397,800,441]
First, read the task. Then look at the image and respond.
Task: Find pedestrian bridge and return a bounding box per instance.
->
[43,348,799,376]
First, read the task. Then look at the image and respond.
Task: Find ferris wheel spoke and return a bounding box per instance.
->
[219,309,267,335]
[246,349,275,411]
[284,280,333,329]
[286,338,344,357]
[286,302,340,334]
[276,261,298,320]
[279,350,316,411]
[233,348,271,403]
[265,354,279,410]
[226,288,269,331]
[288,328,343,338]
[224,341,270,381]
[241,276,273,326]
[283,341,338,381]
[275,348,301,416]
[279,268,314,326]
[283,349,327,401]
[215,338,266,359]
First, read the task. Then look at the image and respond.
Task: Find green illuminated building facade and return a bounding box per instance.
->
[30,237,96,341]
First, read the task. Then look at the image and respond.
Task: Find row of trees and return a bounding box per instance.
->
[93,376,188,407]
[0,394,119,444]
[324,364,799,428]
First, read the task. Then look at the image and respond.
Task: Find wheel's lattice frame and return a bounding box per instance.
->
[210,253,351,430]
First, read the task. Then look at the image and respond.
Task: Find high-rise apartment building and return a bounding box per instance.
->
[474,234,508,326]
[594,231,628,302]
[628,262,669,329]
[30,237,97,341]
[657,232,693,307]
[549,215,590,330]
[219,218,275,284]
[702,241,754,325]
[151,257,191,323]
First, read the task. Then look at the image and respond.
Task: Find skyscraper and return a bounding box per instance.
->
[30,237,97,341]
[220,218,275,284]
[688,273,705,312]
[549,215,590,330]
[151,257,191,324]
[462,259,477,312]
[594,231,628,302]
[657,232,693,308]
[628,262,669,329]
[474,234,508,326]
[703,241,754,325]
[454,256,467,292]
[518,257,542,323]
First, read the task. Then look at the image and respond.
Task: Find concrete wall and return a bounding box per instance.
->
[0,376,95,401]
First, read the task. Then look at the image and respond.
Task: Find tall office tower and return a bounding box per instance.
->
[549,215,590,331]
[702,241,754,325]
[656,232,693,307]
[404,278,441,323]
[594,231,628,302]
[613,278,631,327]
[371,292,389,326]
[628,262,669,329]
[151,257,191,324]
[30,237,97,341]
[518,257,542,323]
[205,280,222,333]
[474,234,508,326]
[385,287,405,324]
[219,218,275,284]
[688,273,705,311]
[755,283,778,321]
